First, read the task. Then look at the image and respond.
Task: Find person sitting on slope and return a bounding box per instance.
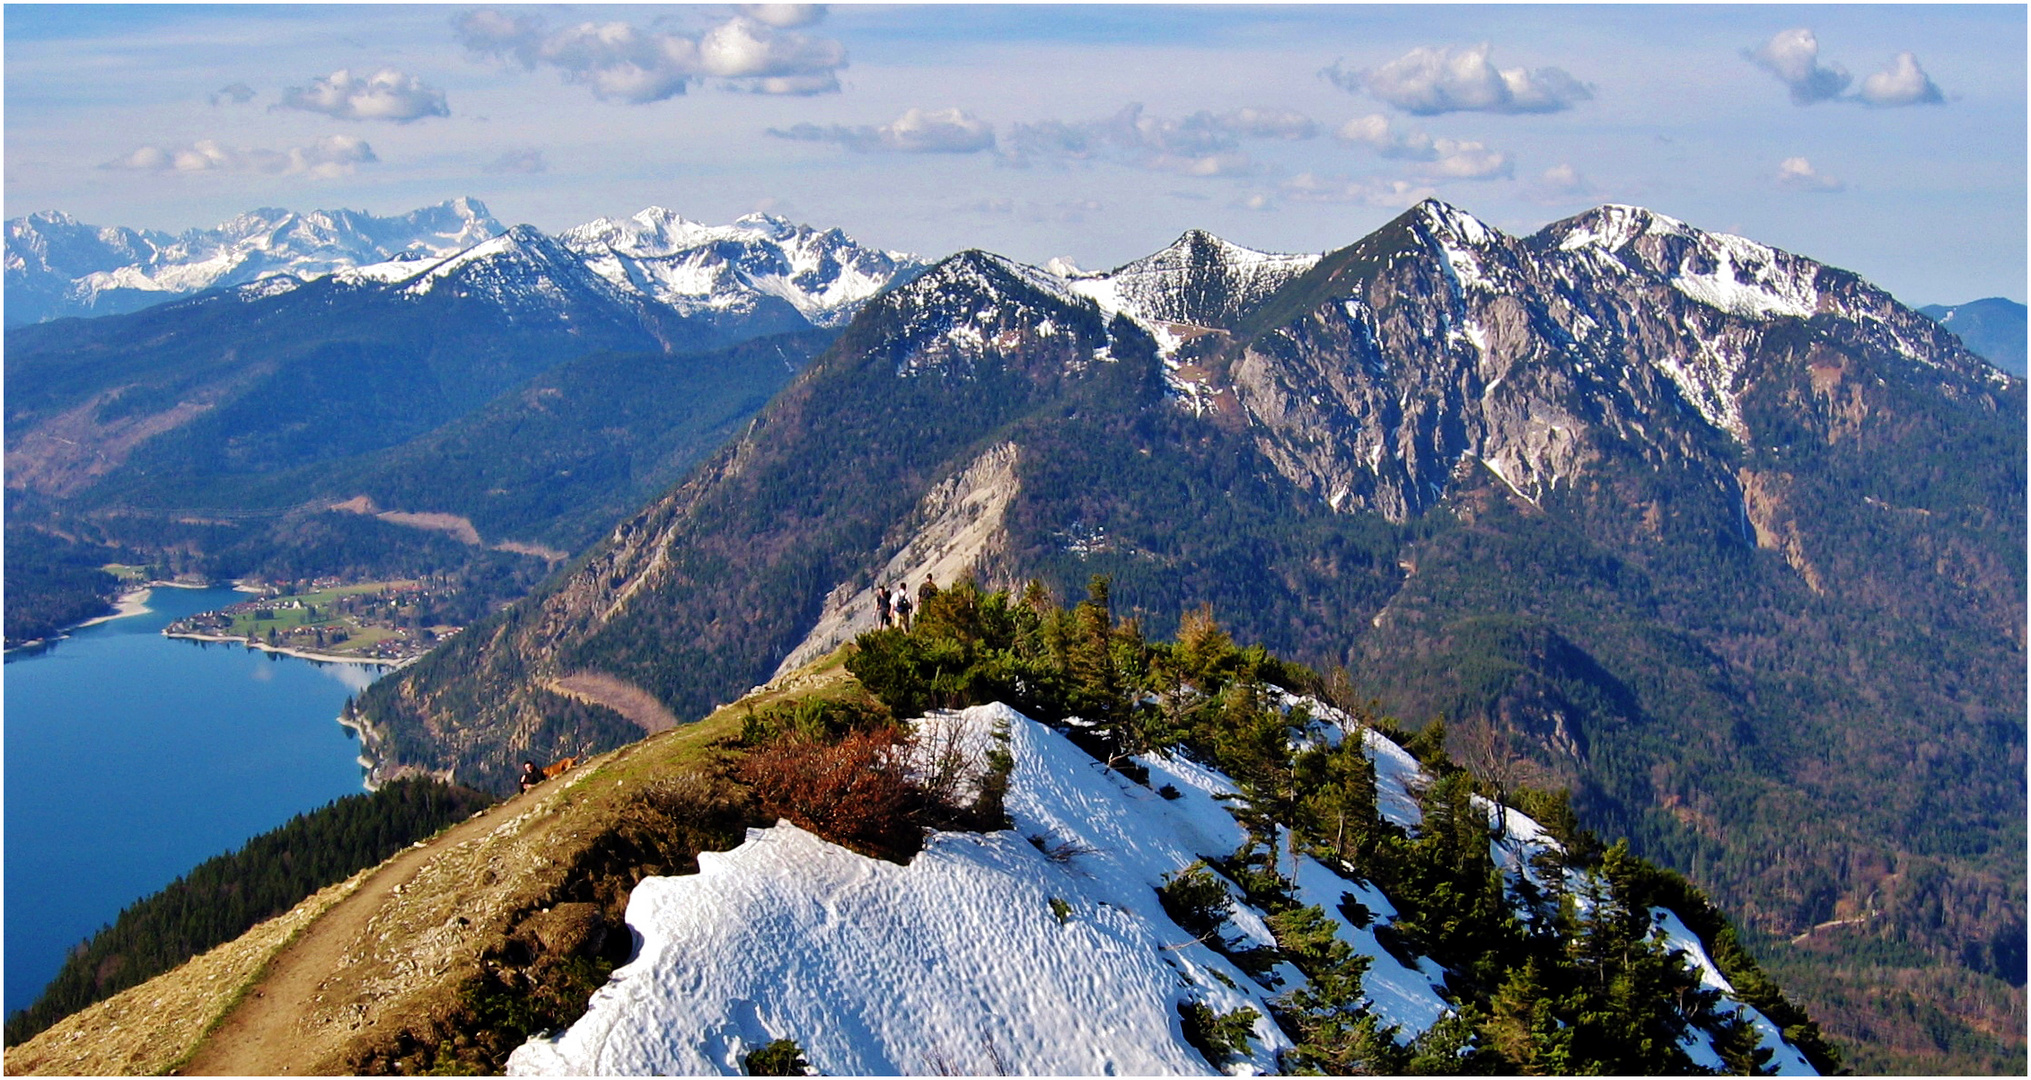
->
[519,760,542,795]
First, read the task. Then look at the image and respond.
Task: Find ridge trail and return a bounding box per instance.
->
[174,800,512,1075]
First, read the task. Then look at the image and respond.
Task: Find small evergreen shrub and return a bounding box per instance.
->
[1177,1000,1259,1066]
[744,1038,809,1076]
[1157,863,1233,940]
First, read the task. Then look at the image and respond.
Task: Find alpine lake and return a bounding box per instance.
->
[4,585,384,1014]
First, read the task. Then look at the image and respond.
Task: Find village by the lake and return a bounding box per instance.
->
[161,578,463,666]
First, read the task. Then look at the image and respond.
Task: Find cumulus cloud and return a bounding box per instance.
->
[1859,52,1944,107]
[101,135,377,179]
[209,82,256,107]
[1279,171,1438,208]
[1747,31,1946,109]
[1746,29,1852,105]
[279,68,449,122]
[1336,115,1510,180]
[772,107,995,153]
[484,148,547,174]
[1327,44,1592,115]
[454,8,846,102]
[1336,114,1435,159]
[1776,156,1844,192]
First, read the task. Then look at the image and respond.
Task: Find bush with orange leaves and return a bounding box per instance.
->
[735,724,931,861]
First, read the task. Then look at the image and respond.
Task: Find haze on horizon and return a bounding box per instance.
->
[5,3,2024,308]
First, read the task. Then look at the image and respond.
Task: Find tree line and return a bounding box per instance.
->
[844,575,1842,1074]
[4,777,495,1047]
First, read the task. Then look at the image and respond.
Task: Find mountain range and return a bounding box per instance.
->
[346,199,2021,1072]
[3,195,2023,1071]
[3,204,922,644]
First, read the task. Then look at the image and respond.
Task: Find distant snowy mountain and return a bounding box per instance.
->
[560,208,922,330]
[509,702,1816,1076]
[4,198,501,326]
[4,199,922,332]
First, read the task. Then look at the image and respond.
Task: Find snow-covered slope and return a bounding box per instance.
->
[509,703,1815,1076]
[1062,230,1320,340]
[4,199,500,325]
[559,208,921,328]
[5,200,920,332]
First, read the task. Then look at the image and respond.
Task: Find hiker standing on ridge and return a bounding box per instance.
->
[876,583,892,628]
[894,584,913,633]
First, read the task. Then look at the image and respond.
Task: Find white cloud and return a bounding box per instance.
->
[1328,44,1592,115]
[453,8,846,102]
[1425,139,1510,180]
[1336,114,1436,160]
[735,5,827,30]
[699,17,845,82]
[1748,30,1947,110]
[484,148,547,174]
[1859,52,1944,107]
[209,82,255,107]
[1746,29,1852,105]
[1776,156,1844,192]
[772,107,995,153]
[279,68,449,122]
[101,135,377,179]
[1336,115,1509,180]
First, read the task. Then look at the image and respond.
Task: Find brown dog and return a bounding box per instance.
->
[541,756,580,780]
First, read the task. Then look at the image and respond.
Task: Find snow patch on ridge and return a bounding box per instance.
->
[510,702,1815,1076]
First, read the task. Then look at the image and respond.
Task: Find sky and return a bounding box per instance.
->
[5,3,2024,306]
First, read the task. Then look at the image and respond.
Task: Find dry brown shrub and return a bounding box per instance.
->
[737,726,928,860]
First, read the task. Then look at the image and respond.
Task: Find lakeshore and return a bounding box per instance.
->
[162,630,415,669]
[4,580,196,654]
[5,585,383,1015]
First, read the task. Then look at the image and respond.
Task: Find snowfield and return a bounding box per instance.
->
[508,704,1815,1076]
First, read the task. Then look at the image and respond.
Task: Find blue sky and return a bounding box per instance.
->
[6,4,2023,305]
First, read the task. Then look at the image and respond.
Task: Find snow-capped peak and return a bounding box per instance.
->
[1064,230,1319,338]
[1540,204,1820,322]
[557,207,922,328]
[1550,203,1690,253]
[5,198,507,325]
[1411,198,1498,249]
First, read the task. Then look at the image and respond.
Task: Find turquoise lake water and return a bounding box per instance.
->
[3,586,383,1016]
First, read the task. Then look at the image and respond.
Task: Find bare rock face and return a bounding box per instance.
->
[1171,200,2000,539]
